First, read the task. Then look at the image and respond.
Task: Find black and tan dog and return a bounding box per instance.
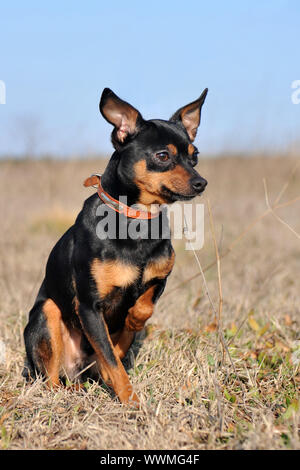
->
[23,88,208,406]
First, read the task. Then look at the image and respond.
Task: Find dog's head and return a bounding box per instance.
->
[99,88,208,206]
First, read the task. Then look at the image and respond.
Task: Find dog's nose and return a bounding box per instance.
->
[191,176,207,193]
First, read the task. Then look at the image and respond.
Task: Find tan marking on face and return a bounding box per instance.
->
[188,144,195,156]
[91,259,140,297]
[133,160,169,205]
[143,251,175,284]
[125,285,156,331]
[167,144,177,155]
[166,166,192,193]
[134,160,192,206]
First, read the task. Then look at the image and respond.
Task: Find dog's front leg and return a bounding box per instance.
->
[114,281,166,360]
[77,302,139,407]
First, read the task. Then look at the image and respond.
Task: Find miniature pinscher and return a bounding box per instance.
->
[23,87,208,406]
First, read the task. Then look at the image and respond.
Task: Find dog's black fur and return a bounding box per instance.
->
[23,88,208,405]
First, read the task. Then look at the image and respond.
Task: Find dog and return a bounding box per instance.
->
[22,87,208,406]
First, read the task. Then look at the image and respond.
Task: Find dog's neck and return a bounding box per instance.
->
[101,152,154,211]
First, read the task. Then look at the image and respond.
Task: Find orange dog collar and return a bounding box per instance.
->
[83,174,160,220]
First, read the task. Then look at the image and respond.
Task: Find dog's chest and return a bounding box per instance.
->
[90,250,175,298]
[89,249,174,333]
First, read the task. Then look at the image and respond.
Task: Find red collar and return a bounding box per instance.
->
[83,174,160,220]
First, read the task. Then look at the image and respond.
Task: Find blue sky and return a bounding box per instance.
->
[0,1,299,157]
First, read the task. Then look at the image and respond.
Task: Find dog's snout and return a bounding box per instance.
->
[191,176,207,193]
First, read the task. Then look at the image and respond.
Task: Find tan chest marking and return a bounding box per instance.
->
[143,251,175,284]
[91,259,140,297]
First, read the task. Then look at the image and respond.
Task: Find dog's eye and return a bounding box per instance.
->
[156,151,170,162]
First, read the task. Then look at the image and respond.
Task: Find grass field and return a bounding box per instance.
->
[0,155,299,450]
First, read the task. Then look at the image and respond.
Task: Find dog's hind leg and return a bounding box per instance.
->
[23,298,63,388]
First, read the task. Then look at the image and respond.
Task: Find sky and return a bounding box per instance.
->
[0,0,299,157]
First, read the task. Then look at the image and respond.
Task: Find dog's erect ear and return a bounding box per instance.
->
[99,88,144,146]
[170,88,208,142]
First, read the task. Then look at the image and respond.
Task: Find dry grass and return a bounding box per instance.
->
[0,155,299,450]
